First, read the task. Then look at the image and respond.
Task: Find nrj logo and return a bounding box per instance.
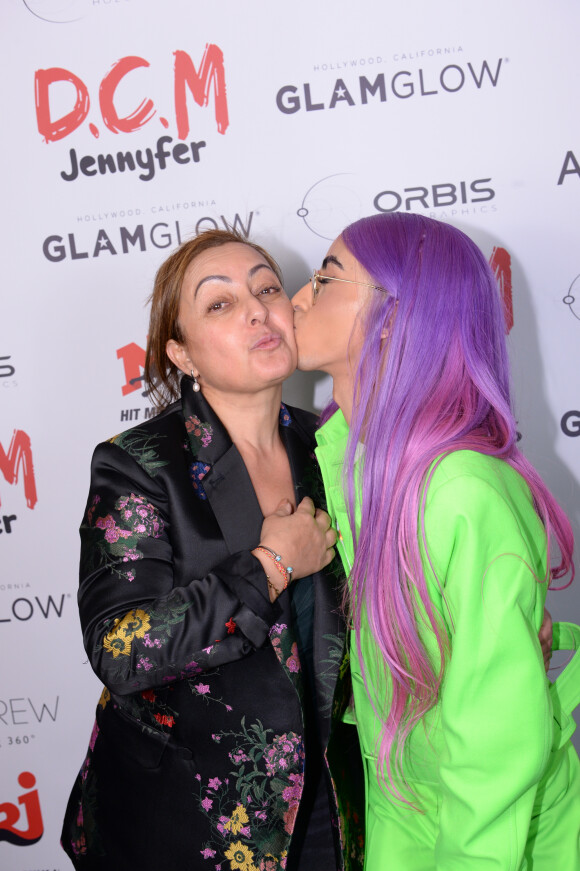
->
[35,46,228,182]
[0,771,43,846]
[0,431,37,511]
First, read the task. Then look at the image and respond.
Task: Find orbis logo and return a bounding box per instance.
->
[297,173,496,241]
[0,772,43,846]
[35,46,229,183]
[374,178,495,212]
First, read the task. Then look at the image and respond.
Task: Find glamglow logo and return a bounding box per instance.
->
[35,46,228,183]
[42,210,255,264]
[0,771,43,846]
[276,58,503,114]
[0,594,69,624]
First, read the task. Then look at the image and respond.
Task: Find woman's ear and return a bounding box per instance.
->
[380,301,398,341]
[166,339,196,377]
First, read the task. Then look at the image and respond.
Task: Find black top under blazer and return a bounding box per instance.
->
[61,377,363,871]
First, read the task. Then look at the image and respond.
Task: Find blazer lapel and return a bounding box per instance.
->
[181,378,264,553]
[203,445,264,552]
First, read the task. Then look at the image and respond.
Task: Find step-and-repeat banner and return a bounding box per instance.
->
[1,1,579,867]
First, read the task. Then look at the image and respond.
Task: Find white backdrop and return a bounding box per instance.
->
[1,1,579,867]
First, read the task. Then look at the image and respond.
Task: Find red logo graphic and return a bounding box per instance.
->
[489,247,513,333]
[0,771,44,846]
[35,46,229,143]
[0,431,37,509]
[117,341,147,397]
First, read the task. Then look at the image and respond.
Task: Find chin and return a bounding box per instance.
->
[257,356,297,384]
[296,352,319,373]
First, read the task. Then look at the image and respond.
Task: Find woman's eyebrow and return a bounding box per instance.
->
[194,274,230,296]
[321,254,344,271]
[248,263,276,278]
[194,263,276,296]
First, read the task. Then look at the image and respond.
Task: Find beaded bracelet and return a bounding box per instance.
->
[256,546,293,593]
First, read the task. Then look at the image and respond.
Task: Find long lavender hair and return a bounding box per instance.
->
[338,213,574,798]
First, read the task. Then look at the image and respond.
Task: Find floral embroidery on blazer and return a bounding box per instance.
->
[61,378,364,871]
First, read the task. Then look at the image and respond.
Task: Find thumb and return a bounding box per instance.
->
[273,498,293,516]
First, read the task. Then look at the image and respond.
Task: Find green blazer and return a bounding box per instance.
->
[316,409,580,871]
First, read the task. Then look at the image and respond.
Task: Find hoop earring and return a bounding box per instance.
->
[191,370,201,393]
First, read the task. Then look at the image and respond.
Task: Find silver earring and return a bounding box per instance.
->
[191,370,201,393]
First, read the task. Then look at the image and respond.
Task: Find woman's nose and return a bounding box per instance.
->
[292,281,311,310]
[248,294,268,325]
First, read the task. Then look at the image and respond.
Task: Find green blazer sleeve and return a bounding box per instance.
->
[423,453,552,870]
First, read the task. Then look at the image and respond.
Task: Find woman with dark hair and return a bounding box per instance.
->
[61,229,364,871]
[293,213,580,869]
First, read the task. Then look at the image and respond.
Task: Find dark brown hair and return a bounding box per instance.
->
[144,229,283,411]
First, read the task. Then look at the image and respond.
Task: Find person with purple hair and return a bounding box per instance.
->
[292,212,580,869]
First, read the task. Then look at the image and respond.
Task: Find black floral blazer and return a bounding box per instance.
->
[61,378,363,871]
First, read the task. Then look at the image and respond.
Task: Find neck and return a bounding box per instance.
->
[202,384,284,451]
[331,372,355,426]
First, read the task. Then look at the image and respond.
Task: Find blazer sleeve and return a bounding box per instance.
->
[423,465,552,870]
[79,440,280,696]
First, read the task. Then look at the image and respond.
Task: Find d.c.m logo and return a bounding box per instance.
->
[0,431,37,510]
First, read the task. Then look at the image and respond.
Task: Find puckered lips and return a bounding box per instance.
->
[250,332,282,351]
